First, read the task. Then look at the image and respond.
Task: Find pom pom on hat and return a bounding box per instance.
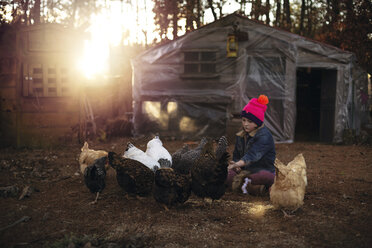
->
[257,95,269,105]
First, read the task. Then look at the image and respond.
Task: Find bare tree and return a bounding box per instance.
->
[207,0,217,21]
[275,0,281,27]
[299,0,306,35]
[185,0,196,31]
[307,0,313,36]
[33,0,40,24]
[236,0,247,15]
[169,0,179,39]
[265,0,270,24]
[250,0,262,21]
[283,0,291,29]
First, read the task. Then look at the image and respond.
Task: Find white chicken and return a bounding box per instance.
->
[79,142,109,174]
[270,153,307,215]
[145,136,172,168]
[123,142,160,171]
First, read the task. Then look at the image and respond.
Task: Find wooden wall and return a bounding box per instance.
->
[0,25,81,148]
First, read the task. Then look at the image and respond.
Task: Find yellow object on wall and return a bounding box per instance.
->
[227,34,238,57]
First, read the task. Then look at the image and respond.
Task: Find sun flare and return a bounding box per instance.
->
[77,1,155,80]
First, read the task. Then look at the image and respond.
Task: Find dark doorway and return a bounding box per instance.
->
[295,68,337,142]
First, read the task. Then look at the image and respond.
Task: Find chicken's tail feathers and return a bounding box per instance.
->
[81,141,89,151]
[215,136,228,160]
[289,153,306,169]
[127,142,135,149]
[158,158,172,168]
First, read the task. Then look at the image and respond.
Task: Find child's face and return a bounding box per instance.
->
[242,117,258,133]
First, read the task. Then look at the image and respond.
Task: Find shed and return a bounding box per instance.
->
[0,24,134,148]
[131,13,369,143]
[0,24,84,147]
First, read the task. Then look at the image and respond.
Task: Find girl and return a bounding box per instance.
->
[227,95,276,196]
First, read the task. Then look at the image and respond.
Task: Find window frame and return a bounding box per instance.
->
[22,63,71,97]
[181,49,219,79]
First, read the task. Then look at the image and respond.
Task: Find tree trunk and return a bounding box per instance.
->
[345,0,354,22]
[251,0,262,20]
[34,0,41,24]
[171,0,178,39]
[283,0,291,29]
[330,0,340,25]
[275,0,281,27]
[239,0,247,14]
[23,0,29,25]
[185,0,195,31]
[196,0,201,28]
[299,0,306,35]
[70,0,78,27]
[217,1,223,18]
[207,0,217,21]
[307,0,313,36]
[265,0,270,24]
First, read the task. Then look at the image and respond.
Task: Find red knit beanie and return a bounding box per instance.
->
[241,95,269,126]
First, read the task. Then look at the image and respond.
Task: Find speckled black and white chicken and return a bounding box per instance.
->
[108,151,154,197]
[191,136,229,201]
[123,142,160,171]
[153,167,191,210]
[145,136,172,168]
[171,137,208,175]
[83,156,107,204]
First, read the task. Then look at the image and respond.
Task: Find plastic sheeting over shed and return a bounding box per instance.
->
[131,13,369,143]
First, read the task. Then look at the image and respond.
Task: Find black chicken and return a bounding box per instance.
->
[171,137,208,175]
[191,136,229,201]
[84,156,107,204]
[108,151,154,197]
[153,168,191,210]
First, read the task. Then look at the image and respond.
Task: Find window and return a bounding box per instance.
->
[23,63,71,97]
[182,50,218,78]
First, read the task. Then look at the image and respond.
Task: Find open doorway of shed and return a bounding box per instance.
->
[295,67,337,142]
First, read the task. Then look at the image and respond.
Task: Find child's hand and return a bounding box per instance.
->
[228,161,239,171]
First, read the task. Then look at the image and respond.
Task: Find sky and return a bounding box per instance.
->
[78,0,243,79]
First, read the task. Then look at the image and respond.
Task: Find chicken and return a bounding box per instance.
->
[108,151,154,197]
[83,156,107,204]
[191,136,229,201]
[153,168,191,210]
[270,153,307,215]
[171,137,208,175]
[145,136,172,168]
[171,144,189,173]
[79,142,108,174]
[123,142,160,171]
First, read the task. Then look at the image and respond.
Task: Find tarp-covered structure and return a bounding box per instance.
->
[131,13,369,143]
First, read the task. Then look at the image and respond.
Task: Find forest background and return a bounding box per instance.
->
[0,0,371,76]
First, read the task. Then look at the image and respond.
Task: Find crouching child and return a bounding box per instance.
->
[226,94,276,196]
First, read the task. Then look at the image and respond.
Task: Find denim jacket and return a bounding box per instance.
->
[232,125,276,174]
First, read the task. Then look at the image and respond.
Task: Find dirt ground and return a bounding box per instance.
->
[0,137,371,248]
